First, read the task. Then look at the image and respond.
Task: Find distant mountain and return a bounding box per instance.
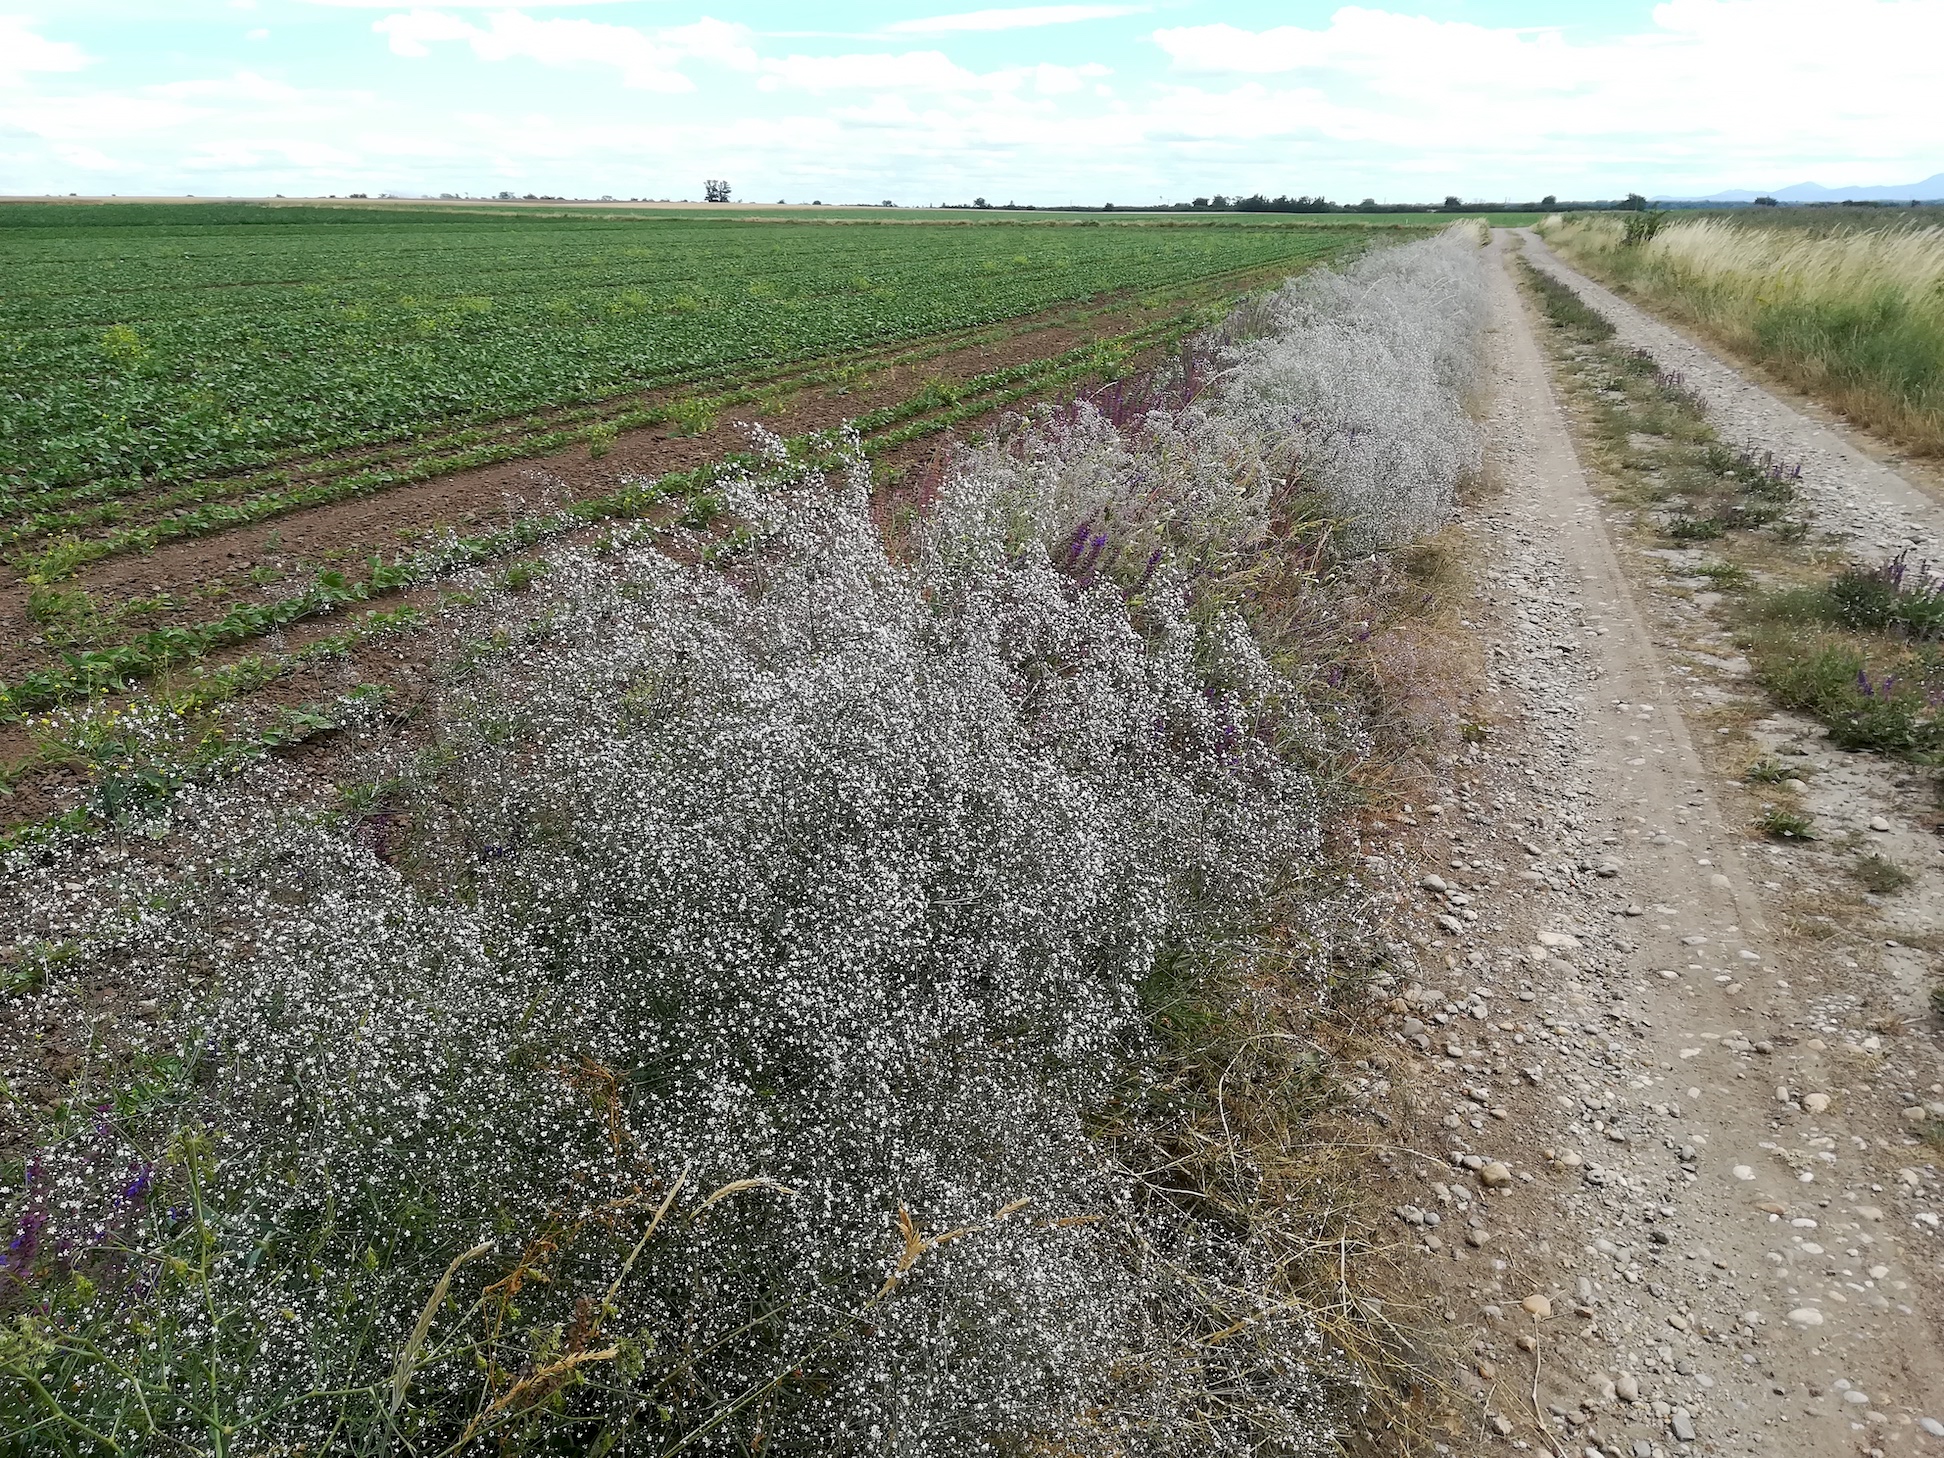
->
[1654,172,1944,203]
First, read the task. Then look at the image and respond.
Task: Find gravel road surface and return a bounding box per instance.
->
[1367,232,1944,1458]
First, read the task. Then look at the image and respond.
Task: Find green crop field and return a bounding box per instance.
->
[0,202,1375,512]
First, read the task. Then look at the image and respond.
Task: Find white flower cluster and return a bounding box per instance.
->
[0,230,1486,1455]
[1220,226,1488,545]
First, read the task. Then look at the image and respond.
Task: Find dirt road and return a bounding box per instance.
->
[1369,231,1944,1456]
[1519,229,1944,560]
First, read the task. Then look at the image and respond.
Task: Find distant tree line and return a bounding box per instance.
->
[942,192,1667,215]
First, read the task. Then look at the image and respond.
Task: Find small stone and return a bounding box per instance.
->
[1787,1307,1825,1327]
[1615,1372,1640,1402]
[1869,816,1892,832]
[1856,1205,1883,1221]
[1477,1358,1498,1379]
[1732,1165,1755,1180]
[1516,1334,1536,1352]
[1421,874,1449,892]
[1803,1093,1830,1115]
[1903,1106,1930,1124]
[1466,1228,1489,1249]
[1479,1161,1513,1188]
[1401,1018,1426,1038]
[1670,1409,1697,1442]
[1844,1390,1870,1405]
[1917,1416,1943,1437]
[1538,931,1581,951]
[1522,1294,1553,1319]
[1488,1413,1513,1436]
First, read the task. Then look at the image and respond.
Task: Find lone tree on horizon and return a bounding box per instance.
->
[705,179,732,203]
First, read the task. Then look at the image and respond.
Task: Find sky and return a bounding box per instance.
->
[2,1,1941,205]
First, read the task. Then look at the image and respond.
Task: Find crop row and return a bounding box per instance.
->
[11,303,1197,585]
[2,210,1350,503]
[0,270,1225,555]
[1,310,1207,720]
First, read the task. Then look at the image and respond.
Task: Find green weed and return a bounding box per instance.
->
[662,397,717,436]
[1664,516,1725,542]
[1695,561,1752,589]
[1853,853,1913,893]
[1757,807,1817,840]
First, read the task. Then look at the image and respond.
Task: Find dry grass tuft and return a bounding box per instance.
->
[1544,214,1944,456]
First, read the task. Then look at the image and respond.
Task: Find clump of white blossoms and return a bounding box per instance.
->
[1221,225,1488,544]
[0,230,1487,1455]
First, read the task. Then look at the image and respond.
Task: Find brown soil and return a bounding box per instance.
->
[0,294,1206,685]
[0,304,1200,830]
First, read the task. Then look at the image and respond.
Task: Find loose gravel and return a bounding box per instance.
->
[1362,234,1944,1458]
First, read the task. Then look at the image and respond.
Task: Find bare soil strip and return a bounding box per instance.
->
[1368,233,1944,1457]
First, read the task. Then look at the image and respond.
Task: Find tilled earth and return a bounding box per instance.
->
[1359,233,1944,1457]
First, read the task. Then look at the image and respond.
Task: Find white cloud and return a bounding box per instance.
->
[51,143,117,170]
[758,50,988,94]
[1153,13,1587,90]
[1149,2,1944,191]
[304,0,649,7]
[885,5,1146,34]
[0,16,88,84]
[373,11,755,91]
[151,72,310,103]
[373,10,480,58]
[4,0,1941,205]
[754,49,1108,99]
[183,139,361,171]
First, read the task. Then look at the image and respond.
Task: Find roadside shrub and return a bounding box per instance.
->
[1754,634,1944,755]
[1826,552,1944,638]
[1664,516,1725,542]
[1219,228,1488,545]
[1757,807,1817,840]
[1853,853,1913,893]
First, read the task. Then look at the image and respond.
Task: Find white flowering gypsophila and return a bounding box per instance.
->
[0,230,1487,1456]
[1218,226,1488,546]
